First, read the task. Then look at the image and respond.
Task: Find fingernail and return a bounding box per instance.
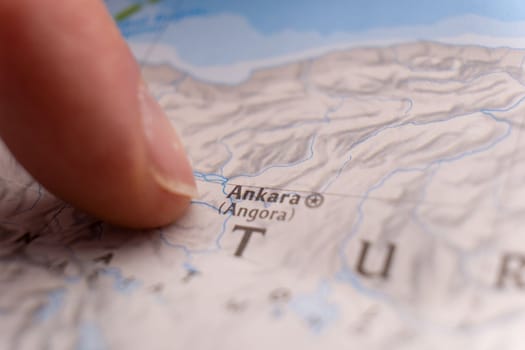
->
[138,81,198,198]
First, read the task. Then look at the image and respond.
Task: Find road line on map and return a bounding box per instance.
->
[218,181,464,207]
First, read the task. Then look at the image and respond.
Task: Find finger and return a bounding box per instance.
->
[0,0,197,228]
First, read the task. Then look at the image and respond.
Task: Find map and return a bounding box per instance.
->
[2,1,525,349]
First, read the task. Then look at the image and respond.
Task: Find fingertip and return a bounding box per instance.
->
[0,0,197,228]
[101,191,194,229]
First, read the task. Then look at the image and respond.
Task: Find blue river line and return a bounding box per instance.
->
[336,96,522,320]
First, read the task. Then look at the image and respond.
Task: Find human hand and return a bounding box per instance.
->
[0,0,197,228]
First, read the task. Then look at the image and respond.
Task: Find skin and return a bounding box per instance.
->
[0,0,197,228]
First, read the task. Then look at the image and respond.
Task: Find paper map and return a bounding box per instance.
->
[2,1,525,349]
